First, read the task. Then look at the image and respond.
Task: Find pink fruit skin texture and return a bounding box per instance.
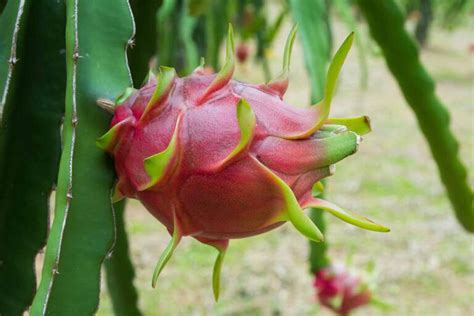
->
[109,72,337,241]
[97,26,388,298]
[315,265,371,315]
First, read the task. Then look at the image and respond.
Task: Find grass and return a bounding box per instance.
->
[97,18,474,316]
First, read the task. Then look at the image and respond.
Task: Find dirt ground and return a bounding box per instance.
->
[97,16,474,316]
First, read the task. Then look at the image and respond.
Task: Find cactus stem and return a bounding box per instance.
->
[0,0,26,121]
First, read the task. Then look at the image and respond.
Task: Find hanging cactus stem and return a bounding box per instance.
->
[96,24,388,298]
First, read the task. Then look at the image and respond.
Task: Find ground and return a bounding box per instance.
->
[96,16,474,316]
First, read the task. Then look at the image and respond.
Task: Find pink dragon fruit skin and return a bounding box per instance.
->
[97,25,389,300]
[315,264,372,315]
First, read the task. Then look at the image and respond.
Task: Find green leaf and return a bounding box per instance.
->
[156,0,180,70]
[0,0,7,15]
[128,0,161,85]
[289,0,331,103]
[265,9,287,45]
[0,1,65,315]
[358,0,474,232]
[104,202,142,316]
[203,0,234,70]
[180,0,200,74]
[30,1,135,314]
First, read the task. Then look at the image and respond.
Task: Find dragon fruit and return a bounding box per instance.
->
[236,42,250,63]
[97,25,389,300]
[314,264,372,315]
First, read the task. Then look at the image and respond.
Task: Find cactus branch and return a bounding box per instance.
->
[358,0,474,232]
[31,0,136,314]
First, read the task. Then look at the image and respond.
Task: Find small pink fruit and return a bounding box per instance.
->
[314,264,371,315]
[236,42,249,63]
[97,25,388,300]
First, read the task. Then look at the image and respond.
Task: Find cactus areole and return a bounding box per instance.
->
[97,25,389,300]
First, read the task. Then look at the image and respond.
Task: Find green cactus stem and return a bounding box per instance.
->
[128,0,161,85]
[0,1,65,314]
[31,1,135,314]
[104,201,142,316]
[289,0,332,272]
[358,0,474,232]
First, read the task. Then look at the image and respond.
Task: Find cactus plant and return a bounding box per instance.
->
[29,1,135,315]
[358,0,474,232]
[0,1,65,314]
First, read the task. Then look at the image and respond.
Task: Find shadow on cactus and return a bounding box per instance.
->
[96,25,389,301]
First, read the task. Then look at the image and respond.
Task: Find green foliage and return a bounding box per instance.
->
[0,0,6,14]
[30,0,135,314]
[129,0,162,85]
[289,0,331,272]
[289,0,331,103]
[333,0,369,88]
[400,0,474,29]
[179,0,200,74]
[357,0,473,232]
[0,1,65,314]
[203,0,236,70]
[156,0,234,74]
[434,0,474,29]
[105,202,142,316]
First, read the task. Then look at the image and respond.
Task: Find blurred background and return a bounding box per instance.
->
[90,1,473,315]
